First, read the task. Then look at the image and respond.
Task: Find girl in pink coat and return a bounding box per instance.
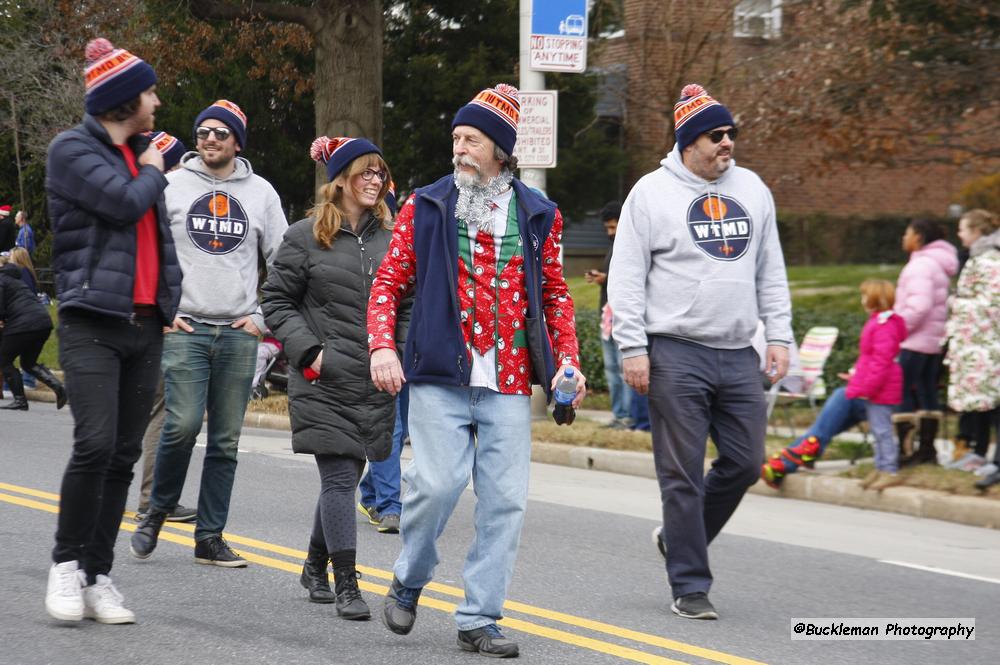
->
[893,219,958,465]
[761,280,906,492]
[847,280,908,488]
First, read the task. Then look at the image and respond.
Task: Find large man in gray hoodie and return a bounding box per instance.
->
[130,100,287,567]
[608,84,792,621]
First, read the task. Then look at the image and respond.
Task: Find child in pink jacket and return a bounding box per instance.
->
[847,279,908,489]
[761,280,906,491]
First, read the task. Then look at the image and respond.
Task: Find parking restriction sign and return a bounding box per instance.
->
[513,91,558,169]
[530,0,588,73]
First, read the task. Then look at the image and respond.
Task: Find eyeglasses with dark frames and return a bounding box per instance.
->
[360,168,387,183]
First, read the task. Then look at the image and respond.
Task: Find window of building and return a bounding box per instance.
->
[733,0,782,39]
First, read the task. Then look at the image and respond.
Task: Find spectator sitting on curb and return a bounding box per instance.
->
[762,280,907,492]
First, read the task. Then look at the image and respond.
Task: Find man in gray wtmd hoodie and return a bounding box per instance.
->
[131,100,287,567]
[608,84,792,621]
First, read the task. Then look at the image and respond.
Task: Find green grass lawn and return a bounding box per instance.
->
[37,304,60,368]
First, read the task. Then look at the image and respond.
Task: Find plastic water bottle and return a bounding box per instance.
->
[552,367,578,426]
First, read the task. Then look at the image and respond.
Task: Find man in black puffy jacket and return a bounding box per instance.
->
[43,37,182,626]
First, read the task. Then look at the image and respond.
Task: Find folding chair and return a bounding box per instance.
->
[767,326,839,437]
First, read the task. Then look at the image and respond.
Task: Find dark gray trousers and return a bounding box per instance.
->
[648,336,766,599]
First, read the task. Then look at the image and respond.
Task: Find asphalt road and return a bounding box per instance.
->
[1,403,997,665]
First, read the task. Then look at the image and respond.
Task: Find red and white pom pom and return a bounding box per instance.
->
[681,83,706,98]
[494,83,520,101]
[85,38,115,63]
[310,136,331,163]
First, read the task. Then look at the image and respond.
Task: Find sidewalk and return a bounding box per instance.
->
[21,387,1000,531]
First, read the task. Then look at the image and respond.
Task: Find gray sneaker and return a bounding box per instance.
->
[377,513,400,534]
[671,592,718,620]
[457,623,519,658]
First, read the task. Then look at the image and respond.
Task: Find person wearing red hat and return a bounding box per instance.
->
[0,205,15,253]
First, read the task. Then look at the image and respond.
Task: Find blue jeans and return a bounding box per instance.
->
[359,386,408,516]
[394,384,531,630]
[629,388,650,431]
[867,403,897,472]
[150,322,257,541]
[779,387,868,474]
[601,336,630,420]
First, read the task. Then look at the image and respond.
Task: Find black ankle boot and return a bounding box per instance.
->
[914,410,942,465]
[28,365,67,410]
[0,396,28,411]
[299,545,335,604]
[333,567,371,620]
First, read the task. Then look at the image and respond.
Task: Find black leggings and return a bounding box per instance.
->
[898,350,942,412]
[0,327,50,397]
[959,409,1000,457]
[310,454,364,567]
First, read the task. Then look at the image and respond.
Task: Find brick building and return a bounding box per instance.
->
[592,0,997,218]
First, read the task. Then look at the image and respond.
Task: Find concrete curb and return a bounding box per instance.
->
[22,389,998,530]
[531,440,1000,531]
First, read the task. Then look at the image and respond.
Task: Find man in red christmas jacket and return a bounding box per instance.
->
[368,84,584,658]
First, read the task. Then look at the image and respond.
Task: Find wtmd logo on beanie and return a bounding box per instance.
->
[673,84,735,153]
[83,38,157,116]
[452,84,520,156]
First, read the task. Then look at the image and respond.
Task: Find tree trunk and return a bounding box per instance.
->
[312,0,382,188]
[190,1,383,189]
[313,0,382,142]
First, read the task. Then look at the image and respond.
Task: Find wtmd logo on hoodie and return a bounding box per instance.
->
[185,192,250,255]
[686,194,751,261]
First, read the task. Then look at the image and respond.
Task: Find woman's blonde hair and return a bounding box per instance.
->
[9,247,38,287]
[310,153,392,249]
[860,279,895,312]
[960,208,999,237]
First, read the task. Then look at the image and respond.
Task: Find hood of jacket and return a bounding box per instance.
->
[913,238,959,276]
[970,228,1000,258]
[0,262,21,280]
[661,143,736,189]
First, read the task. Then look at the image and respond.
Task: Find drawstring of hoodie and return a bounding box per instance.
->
[706,182,730,253]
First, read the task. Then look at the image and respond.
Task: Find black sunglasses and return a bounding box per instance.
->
[704,127,739,143]
[195,126,232,141]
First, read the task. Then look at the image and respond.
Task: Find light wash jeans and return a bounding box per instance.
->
[394,384,531,630]
[601,336,630,420]
[866,402,897,472]
[150,322,257,541]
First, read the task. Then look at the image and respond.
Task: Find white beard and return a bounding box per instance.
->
[454,168,513,235]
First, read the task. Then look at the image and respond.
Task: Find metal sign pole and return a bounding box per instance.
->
[519,0,546,196]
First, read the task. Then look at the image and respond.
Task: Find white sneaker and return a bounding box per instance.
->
[82,574,136,624]
[45,561,84,621]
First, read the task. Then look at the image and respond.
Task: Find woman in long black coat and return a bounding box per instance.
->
[261,137,408,620]
[0,258,66,410]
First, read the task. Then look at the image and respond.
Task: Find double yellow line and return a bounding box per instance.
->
[0,481,767,665]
